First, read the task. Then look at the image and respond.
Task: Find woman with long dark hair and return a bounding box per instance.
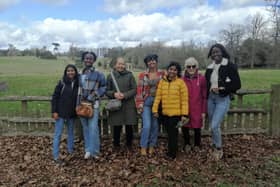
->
[51,64,79,164]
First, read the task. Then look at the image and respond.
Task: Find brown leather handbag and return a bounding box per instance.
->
[76,101,93,118]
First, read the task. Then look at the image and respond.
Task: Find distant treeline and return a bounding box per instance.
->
[1,38,279,69]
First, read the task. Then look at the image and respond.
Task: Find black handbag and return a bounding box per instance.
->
[105,99,122,112]
[105,71,122,111]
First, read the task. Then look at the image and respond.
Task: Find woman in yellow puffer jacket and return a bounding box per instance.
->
[152,61,189,159]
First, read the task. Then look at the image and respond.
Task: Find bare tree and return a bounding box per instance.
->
[247,13,267,68]
[220,24,245,63]
[265,0,280,66]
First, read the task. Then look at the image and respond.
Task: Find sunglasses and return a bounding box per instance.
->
[186,65,196,69]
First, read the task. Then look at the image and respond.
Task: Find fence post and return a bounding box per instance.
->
[270,84,280,136]
[21,100,27,115]
[237,95,243,108]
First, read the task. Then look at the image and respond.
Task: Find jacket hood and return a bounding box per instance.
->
[207,58,228,69]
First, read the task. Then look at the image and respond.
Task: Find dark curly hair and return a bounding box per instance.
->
[207,43,230,60]
[81,51,97,62]
[167,61,182,78]
[143,54,158,67]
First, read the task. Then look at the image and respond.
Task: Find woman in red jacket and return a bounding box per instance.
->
[136,54,163,156]
[182,57,207,152]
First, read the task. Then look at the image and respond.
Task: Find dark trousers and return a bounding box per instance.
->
[113,125,133,147]
[182,127,201,146]
[163,115,180,159]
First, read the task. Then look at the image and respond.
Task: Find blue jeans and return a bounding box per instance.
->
[80,108,100,156]
[140,96,159,148]
[207,93,230,148]
[53,117,75,160]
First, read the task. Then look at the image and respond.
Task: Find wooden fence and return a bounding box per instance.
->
[0,84,280,137]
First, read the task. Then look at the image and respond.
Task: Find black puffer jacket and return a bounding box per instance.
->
[51,78,79,119]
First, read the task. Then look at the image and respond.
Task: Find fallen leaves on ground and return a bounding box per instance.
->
[0,134,279,186]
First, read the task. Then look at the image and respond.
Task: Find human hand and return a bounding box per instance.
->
[87,95,95,102]
[137,104,143,114]
[119,93,125,100]
[181,116,189,124]
[114,92,122,100]
[211,87,219,94]
[52,112,59,120]
[153,113,159,118]
[202,113,206,118]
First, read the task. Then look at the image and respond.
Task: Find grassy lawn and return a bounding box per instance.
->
[0,56,280,116]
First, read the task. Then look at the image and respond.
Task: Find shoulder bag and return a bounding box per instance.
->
[105,71,122,112]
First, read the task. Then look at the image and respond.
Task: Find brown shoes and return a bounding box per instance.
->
[140,148,147,156]
[141,147,155,156]
[148,147,155,155]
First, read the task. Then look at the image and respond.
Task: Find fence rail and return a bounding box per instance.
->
[0,85,280,136]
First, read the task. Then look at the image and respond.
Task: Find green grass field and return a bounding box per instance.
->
[0,56,280,116]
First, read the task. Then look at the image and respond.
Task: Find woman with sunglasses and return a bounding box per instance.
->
[182,57,207,153]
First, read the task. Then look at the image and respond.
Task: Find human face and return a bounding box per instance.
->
[167,65,178,80]
[115,58,126,72]
[84,53,95,67]
[211,47,223,63]
[147,59,157,70]
[66,67,76,80]
[185,64,197,75]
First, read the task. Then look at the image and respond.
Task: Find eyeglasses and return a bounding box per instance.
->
[186,65,196,69]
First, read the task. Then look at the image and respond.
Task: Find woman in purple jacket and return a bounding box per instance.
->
[182,57,207,152]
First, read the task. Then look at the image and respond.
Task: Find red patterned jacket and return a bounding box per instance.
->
[135,70,164,109]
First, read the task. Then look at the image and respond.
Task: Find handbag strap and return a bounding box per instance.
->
[110,70,120,92]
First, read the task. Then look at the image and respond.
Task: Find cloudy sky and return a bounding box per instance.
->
[0,0,269,51]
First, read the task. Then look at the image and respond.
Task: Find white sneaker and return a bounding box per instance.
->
[93,155,100,160]
[84,152,91,159]
[212,149,223,160]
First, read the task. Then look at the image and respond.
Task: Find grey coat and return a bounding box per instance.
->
[106,70,137,126]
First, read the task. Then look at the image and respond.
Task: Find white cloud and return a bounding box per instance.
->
[0,0,19,11]
[0,4,270,51]
[103,0,206,14]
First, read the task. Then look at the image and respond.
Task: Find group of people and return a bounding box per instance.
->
[51,43,241,164]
